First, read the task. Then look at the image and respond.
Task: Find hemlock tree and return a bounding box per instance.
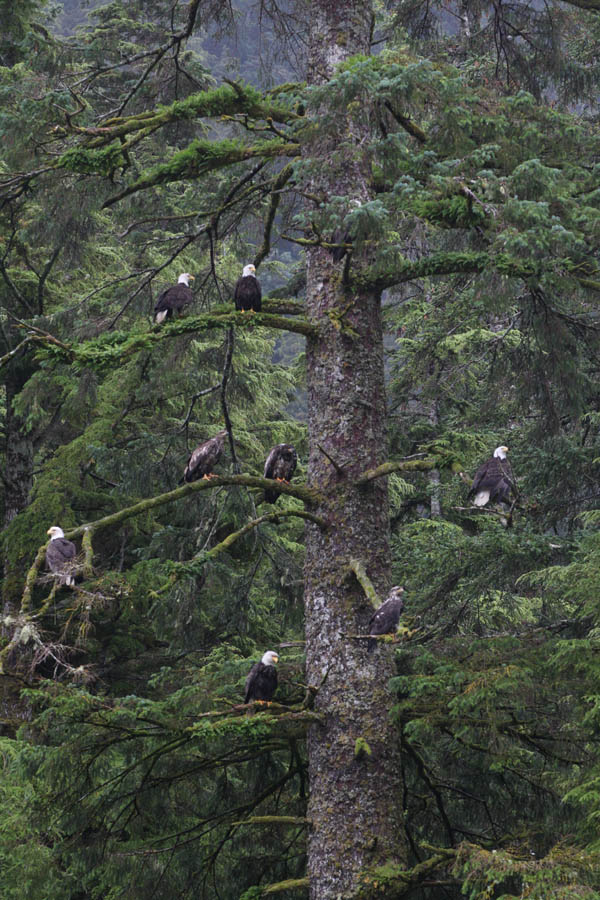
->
[2,0,600,898]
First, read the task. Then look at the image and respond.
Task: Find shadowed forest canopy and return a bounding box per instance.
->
[1,0,600,898]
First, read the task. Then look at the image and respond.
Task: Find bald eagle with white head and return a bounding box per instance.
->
[154,273,194,324]
[234,264,261,313]
[46,526,77,586]
[469,445,514,507]
[244,650,279,703]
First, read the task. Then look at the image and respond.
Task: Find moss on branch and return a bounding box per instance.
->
[366,250,600,292]
[103,138,300,207]
[348,559,380,609]
[356,849,457,899]
[355,457,438,484]
[68,83,297,147]
[261,878,309,895]
[20,475,322,615]
[33,307,315,370]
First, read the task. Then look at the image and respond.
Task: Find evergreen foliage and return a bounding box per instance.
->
[0,0,600,897]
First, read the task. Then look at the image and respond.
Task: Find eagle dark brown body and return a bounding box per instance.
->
[263,444,297,503]
[368,586,405,651]
[183,430,227,483]
[154,274,194,323]
[469,446,514,506]
[234,265,261,312]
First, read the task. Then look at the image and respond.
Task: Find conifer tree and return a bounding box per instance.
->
[1,0,600,898]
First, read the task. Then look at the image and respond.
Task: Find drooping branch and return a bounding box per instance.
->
[254,163,294,268]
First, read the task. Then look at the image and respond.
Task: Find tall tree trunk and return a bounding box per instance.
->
[304,2,407,896]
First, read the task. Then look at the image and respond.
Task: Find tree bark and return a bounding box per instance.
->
[304,2,407,896]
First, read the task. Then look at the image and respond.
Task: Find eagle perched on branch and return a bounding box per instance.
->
[368,586,405,651]
[183,430,227,482]
[234,264,261,313]
[263,444,298,503]
[154,273,194,324]
[244,650,279,703]
[468,445,515,507]
[46,526,77,587]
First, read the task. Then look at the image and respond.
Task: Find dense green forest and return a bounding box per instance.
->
[1,0,600,897]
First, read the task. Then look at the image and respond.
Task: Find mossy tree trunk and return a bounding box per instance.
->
[303,2,407,896]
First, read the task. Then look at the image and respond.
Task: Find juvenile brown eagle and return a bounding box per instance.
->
[46,526,77,587]
[368,586,405,652]
[183,430,227,483]
[154,273,194,324]
[234,264,261,313]
[263,444,297,503]
[244,650,279,703]
[469,445,514,507]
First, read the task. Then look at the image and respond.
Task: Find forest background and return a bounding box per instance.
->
[1,0,600,898]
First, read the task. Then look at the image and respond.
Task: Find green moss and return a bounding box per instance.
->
[58,143,126,175]
[354,737,372,759]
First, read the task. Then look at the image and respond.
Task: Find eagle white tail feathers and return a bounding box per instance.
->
[155,310,168,324]
[473,491,491,506]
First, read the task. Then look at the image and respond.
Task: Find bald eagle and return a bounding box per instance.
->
[183,430,227,483]
[368,586,405,652]
[46,526,77,586]
[469,445,514,507]
[234,264,261,313]
[154,273,194,324]
[244,650,279,703]
[263,444,298,503]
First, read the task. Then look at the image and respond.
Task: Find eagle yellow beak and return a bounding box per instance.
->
[273,655,279,663]
[46,528,52,535]
[189,275,195,281]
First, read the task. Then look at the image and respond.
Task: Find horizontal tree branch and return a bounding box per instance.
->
[32,308,316,369]
[232,816,309,827]
[366,251,600,292]
[261,878,310,895]
[58,83,297,145]
[355,457,438,484]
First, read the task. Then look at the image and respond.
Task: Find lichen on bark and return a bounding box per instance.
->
[303,2,407,897]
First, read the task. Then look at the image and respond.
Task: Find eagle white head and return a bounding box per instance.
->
[242,264,257,278]
[261,650,279,666]
[493,446,509,459]
[178,273,195,285]
[47,526,65,540]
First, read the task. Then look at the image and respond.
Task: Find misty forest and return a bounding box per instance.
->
[1,0,600,897]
